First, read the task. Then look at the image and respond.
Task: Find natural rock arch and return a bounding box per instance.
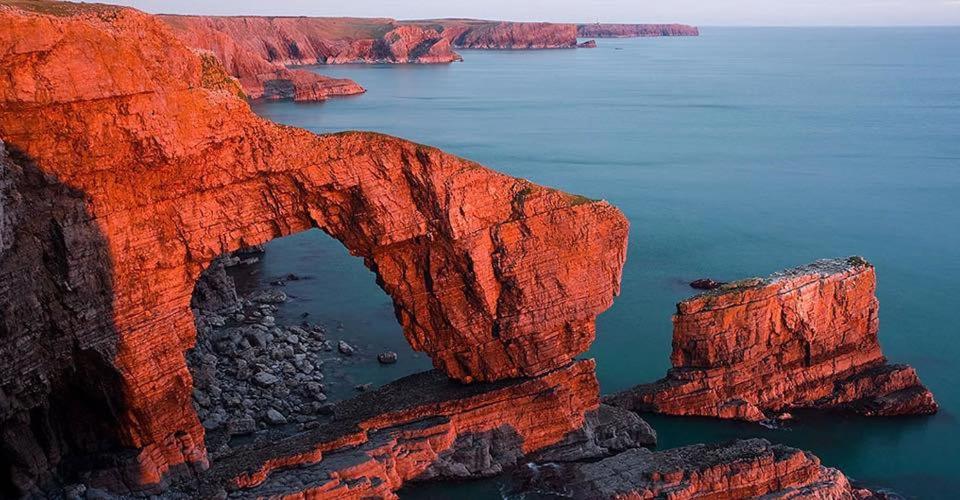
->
[0,4,628,489]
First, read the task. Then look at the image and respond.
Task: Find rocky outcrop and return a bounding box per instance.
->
[520,438,881,499]
[577,23,700,38]
[416,19,580,49]
[160,15,368,101]
[608,258,938,422]
[191,256,241,316]
[0,1,628,494]
[159,15,462,66]
[191,360,619,499]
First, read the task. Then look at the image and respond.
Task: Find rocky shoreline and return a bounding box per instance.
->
[189,249,414,459]
[159,16,700,101]
[191,256,331,453]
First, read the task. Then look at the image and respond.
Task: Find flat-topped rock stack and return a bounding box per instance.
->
[608,257,938,422]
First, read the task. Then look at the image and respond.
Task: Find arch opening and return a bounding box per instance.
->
[187,229,432,456]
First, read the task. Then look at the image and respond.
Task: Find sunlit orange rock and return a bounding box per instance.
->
[159,14,367,101]
[159,15,463,66]
[0,0,627,492]
[200,360,609,499]
[608,257,938,422]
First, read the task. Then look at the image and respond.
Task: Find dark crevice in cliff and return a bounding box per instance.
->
[0,143,132,496]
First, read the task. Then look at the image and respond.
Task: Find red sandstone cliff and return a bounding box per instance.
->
[159,15,462,66]
[577,23,700,38]
[608,258,938,422]
[214,361,610,498]
[0,0,628,494]
[413,19,580,49]
[159,15,373,101]
[157,16,699,101]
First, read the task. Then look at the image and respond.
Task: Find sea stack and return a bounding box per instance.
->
[608,257,938,421]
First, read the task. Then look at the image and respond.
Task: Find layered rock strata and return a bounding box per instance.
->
[520,438,881,499]
[608,258,938,422]
[161,15,369,101]
[160,15,462,66]
[577,23,701,38]
[0,0,628,493]
[419,19,580,49]
[189,360,642,499]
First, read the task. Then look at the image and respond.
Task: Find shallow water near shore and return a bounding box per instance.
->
[249,27,960,498]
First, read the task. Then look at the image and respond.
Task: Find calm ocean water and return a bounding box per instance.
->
[248,28,960,498]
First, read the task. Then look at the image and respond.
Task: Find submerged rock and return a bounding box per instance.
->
[337,340,355,356]
[689,278,724,290]
[377,351,398,364]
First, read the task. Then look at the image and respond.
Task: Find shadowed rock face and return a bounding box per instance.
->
[0,140,133,497]
[607,258,938,422]
[519,438,881,499]
[0,1,628,493]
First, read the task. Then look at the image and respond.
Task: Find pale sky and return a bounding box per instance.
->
[111,0,960,26]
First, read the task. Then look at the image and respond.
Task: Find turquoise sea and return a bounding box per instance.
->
[248,28,960,498]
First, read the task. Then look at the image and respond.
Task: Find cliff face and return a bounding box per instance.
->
[608,258,938,422]
[159,15,370,101]
[159,15,462,66]
[521,438,880,499]
[158,16,700,101]
[421,20,580,49]
[576,23,700,38]
[0,1,628,494]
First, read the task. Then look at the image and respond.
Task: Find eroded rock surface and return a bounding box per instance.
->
[520,438,882,499]
[0,1,628,493]
[164,17,367,101]
[160,14,457,100]
[190,360,607,499]
[607,258,938,422]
